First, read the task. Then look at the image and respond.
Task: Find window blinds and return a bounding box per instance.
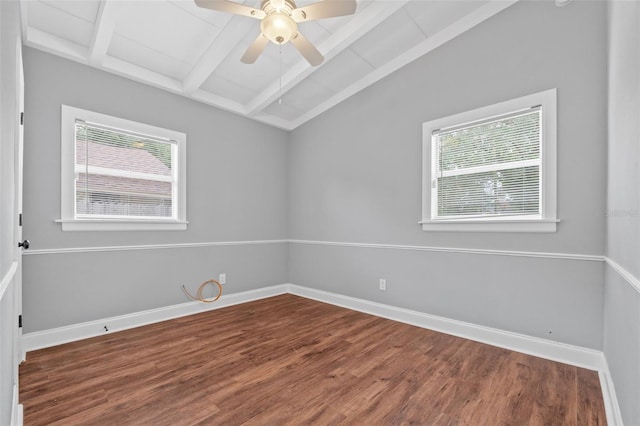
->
[433,107,542,219]
[74,120,176,219]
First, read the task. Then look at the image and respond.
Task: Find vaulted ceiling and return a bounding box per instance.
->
[20,0,516,130]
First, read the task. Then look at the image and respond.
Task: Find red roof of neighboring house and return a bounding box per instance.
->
[75,141,172,197]
[76,174,171,197]
[76,141,171,176]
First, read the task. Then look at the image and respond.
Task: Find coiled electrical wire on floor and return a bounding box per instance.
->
[182,279,223,303]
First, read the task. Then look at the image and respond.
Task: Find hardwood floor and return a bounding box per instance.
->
[20,294,606,425]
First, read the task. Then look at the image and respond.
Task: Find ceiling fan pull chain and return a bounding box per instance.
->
[279,44,283,105]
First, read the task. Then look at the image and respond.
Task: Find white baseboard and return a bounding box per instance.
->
[599,358,624,426]
[22,284,289,352]
[21,282,621,425]
[11,384,22,426]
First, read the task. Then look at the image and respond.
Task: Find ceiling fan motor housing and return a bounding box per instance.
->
[260,0,298,45]
[261,0,296,14]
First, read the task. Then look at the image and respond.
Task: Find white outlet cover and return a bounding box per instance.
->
[379,279,386,291]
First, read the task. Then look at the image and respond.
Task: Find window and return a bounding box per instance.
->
[421,89,557,232]
[60,105,187,231]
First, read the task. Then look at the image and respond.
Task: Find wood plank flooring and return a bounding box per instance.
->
[20,294,606,425]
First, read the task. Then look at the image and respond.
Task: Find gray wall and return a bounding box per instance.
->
[22,48,289,333]
[24,244,288,332]
[289,0,607,349]
[605,1,640,424]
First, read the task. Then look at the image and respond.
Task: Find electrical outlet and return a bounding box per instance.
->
[219,273,226,285]
[379,279,386,291]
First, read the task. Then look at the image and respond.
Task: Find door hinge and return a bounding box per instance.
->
[18,315,22,328]
[19,213,22,227]
[20,112,23,125]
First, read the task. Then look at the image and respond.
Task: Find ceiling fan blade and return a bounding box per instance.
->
[292,0,356,22]
[240,34,270,64]
[290,31,324,66]
[195,0,266,19]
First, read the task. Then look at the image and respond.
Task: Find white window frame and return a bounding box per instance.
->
[59,105,187,231]
[421,89,558,233]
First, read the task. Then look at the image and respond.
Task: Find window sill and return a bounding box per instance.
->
[419,219,558,233]
[56,219,188,232]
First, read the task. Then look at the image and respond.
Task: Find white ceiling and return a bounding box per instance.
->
[20,0,517,130]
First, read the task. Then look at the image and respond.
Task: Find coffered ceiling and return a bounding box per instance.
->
[20,0,517,130]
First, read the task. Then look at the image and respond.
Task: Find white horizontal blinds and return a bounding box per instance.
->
[74,120,176,219]
[434,107,542,219]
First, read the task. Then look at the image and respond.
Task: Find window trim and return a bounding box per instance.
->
[60,105,187,231]
[421,89,557,233]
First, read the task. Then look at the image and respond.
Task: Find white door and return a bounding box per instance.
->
[12,35,25,423]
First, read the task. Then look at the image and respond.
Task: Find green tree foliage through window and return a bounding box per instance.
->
[434,108,541,218]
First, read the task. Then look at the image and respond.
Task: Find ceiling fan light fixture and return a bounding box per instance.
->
[260,12,297,44]
[195,0,357,65]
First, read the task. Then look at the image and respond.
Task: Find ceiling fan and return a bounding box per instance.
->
[195,0,357,66]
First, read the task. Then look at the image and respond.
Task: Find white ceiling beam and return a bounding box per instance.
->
[244,0,409,115]
[102,56,186,95]
[289,0,520,129]
[88,0,119,67]
[23,27,88,64]
[182,16,256,95]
